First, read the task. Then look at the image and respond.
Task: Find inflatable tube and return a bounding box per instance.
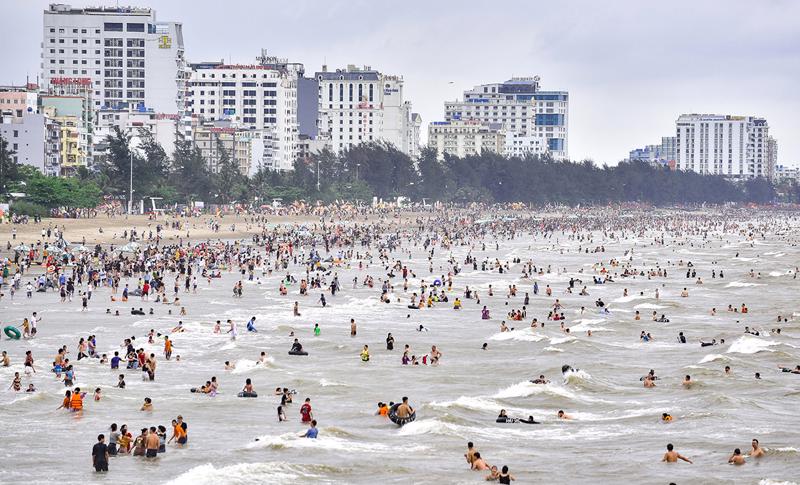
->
[388,403,416,427]
[432,279,442,287]
[237,392,258,398]
[4,326,21,340]
[288,350,308,356]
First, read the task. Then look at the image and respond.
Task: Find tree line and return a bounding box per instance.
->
[2,129,798,215]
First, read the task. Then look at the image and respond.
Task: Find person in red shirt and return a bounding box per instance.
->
[300,398,313,423]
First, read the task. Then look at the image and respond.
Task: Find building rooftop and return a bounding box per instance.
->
[47,4,152,15]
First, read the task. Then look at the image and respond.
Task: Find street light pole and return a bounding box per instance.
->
[356,162,360,181]
[316,160,320,192]
[129,151,133,214]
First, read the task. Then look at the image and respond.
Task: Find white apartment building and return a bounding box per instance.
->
[774,165,799,184]
[406,113,422,159]
[315,65,420,157]
[444,77,568,160]
[428,121,505,160]
[505,132,548,158]
[94,106,178,158]
[675,114,773,179]
[42,4,186,114]
[187,57,301,171]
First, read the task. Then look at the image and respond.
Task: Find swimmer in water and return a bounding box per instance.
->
[557,410,572,420]
[750,439,765,458]
[662,443,692,463]
[661,413,673,422]
[777,364,800,374]
[530,375,549,384]
[728,448,746,465]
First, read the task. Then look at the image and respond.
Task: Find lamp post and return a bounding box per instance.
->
[128,135,141,215]
[316,160,321,192]
[356,162,360,181]
[128,151,133,214]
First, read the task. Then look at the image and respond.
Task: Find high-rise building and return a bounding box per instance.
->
[42,4,186,114]
[675,114,773,179]
[766,136,778,181]
[406,113,422,159]
[314,65,419,157]
[187,52,301,171]
[444,77,568,160]
[427,121,505,160]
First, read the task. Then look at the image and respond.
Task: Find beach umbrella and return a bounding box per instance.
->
[118,242,140,253]
[13,244,30,252]
[70,244,89,253]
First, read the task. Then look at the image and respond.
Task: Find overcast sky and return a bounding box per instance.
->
[3,0,798,165]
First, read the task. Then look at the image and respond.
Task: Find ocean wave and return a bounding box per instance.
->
[633,303,667,310]
[698,353,727,364]
[248,433,426,453]
[549,336,577,345]
[613,295,649,303]
[319,378,348,387]
[488,329,545,342]
[166,463,303,485]
[231,358,274,374]
[726,335,779,354]
[543,346,564,352]
[725,281,764,288]
[493,381,583,401]
[563,369,592,384]
[758,480,798,485]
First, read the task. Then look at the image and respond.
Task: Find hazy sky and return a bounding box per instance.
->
[3,0,798,165]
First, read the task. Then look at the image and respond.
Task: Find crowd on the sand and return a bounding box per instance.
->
[1,206,799,478]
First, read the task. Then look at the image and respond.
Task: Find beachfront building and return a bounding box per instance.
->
[94,105,178,158]
[191,121,278,176]
[187,54,302,171]
[774,165,799,184]
[42,4,186,114]
[444,77,568,160]
[628,136,678,169]
[314,65,420,157]
[39,82,94,173]
[504,132,548,158]
[0,85,57,175]
[427,120,505,160]
[675,114,774,179]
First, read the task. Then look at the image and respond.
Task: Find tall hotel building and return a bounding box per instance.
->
[444,77,568,160]
[187,53,302,171]
[41,4,186,114]
[675,114,773,179]
[314,65,420,157]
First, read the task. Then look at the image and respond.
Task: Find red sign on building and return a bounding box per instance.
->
[51,77,92,86]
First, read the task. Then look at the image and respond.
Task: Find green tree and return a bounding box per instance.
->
[212,136,246,204]
[170,130,213,203]
[0,133,18,197]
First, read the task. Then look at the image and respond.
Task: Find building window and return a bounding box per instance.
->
[104,22,123,32]
[127,23,145,32]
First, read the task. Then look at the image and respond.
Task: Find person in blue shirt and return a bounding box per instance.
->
[302,420,318,439]
[246,317,257,332]
[110,352,121,369]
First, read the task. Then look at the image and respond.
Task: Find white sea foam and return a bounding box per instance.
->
[698,354,727,364]
[726,336,779,354]
[488,329,545,342]
[725,281,764,288]
[166,462,303,485]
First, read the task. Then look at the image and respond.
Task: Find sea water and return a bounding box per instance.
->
[1,221,799,484]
